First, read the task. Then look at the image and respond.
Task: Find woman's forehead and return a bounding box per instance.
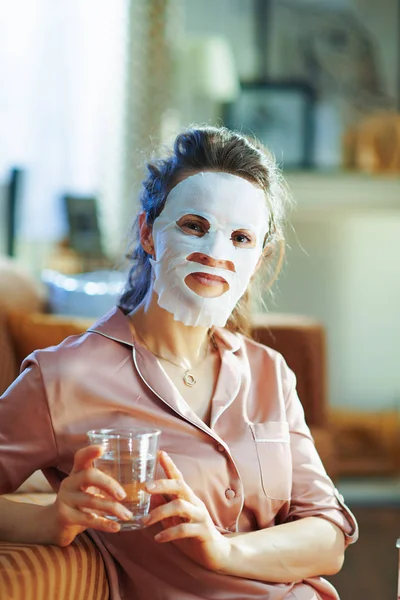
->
[163,172,269,228]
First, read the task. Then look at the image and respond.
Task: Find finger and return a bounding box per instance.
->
[154,522,204,543]
[144,499,202,526]
[83,513,121,533]
[85,485,115,500]
[66,467,126,501]
[158,451,184,480]
[145,478,193,502]
[71,445,104,474]
[68,491,133,522]
[57,502,121,533]
[148,494,177,529]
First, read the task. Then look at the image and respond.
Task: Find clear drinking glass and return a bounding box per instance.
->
[87,428,161,530]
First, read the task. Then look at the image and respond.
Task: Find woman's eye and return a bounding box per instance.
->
[185,221,202,232]
[178,219,207,236]
[231,232,254,246]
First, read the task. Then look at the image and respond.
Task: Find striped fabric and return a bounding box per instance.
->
[0,495,109,600]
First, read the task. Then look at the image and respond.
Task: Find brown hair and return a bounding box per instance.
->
[119,126,292,335]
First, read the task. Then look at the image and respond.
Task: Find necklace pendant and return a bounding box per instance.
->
[183,370,196,387]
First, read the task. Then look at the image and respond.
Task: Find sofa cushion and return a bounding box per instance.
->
[6,311,93,366]
[0,256,46,314]
[0,313,18,395]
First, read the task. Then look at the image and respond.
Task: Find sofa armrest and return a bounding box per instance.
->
[310,426,338,482]
[0,494,109,600]
[0,532,109,600]
[251,314,328,429]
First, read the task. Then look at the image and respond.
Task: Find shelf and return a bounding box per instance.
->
[285,170,400,211]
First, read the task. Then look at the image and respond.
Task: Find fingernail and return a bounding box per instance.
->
[146,482,156,490]
[116,489,126,500]
[111,522,120,531]
[154,532,162,541]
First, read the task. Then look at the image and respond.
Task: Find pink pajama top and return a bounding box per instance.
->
[0,308,358,599]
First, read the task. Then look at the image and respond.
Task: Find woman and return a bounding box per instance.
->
[0,127,357,599]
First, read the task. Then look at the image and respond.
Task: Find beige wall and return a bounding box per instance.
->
[270,175,400,411]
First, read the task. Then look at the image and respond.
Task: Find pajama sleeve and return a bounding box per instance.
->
[0,354,58,494]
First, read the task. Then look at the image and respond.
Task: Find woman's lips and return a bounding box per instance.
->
[190,272,228,286]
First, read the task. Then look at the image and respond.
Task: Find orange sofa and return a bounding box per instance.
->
[0,306,336,599]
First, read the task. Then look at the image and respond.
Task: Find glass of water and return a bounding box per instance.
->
[87,428,161,530]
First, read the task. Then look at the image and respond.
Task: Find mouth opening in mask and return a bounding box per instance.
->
[184,272,230,299]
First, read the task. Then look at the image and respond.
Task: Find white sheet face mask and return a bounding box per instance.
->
[149,172,270,328]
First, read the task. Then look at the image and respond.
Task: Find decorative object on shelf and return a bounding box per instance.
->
[63,195,104,258]
[266,1,394,113]
[343,111,400,173]
[223,80,316,170]
[53,194,114,274]
[255,1,398,172]
[41,269,126,318]
[45,240,112,276]
[0,167,24,258]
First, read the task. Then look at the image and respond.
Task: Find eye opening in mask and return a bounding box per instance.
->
[177,214,258,249]
[176,214,210,237]
[230,229,256,248]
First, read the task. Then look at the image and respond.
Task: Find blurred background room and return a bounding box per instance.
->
[0,1,399,598]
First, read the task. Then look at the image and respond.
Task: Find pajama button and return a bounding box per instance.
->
[217,444,225,452]
[225,488,235,499]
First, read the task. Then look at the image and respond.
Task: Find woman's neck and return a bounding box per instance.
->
[128,290,211,365]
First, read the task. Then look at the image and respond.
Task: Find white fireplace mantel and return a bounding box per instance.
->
[271,171,400,412]
[286,171,400,212]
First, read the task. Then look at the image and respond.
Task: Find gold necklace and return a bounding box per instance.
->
[133,328,213,388]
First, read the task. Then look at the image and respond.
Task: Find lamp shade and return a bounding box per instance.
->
[183,36,240,102]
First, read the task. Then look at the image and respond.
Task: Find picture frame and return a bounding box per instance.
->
[63,194,104,258]
[223,80,316,170]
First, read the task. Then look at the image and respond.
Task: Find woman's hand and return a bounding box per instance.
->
[49,445,133,546]
[143,451,231,572]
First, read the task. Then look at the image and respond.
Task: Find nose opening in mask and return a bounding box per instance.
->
[186,252,235,273]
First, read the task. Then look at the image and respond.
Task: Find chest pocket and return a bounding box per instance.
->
[249,421,292,500]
